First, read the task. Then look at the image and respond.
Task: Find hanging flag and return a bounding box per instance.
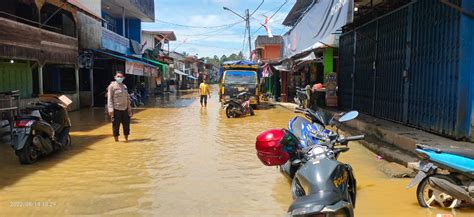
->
[141,40,148,53]
[262,63,272,77]
[155,37,166,51]
[261,15,273,38]
[250,50,257,62]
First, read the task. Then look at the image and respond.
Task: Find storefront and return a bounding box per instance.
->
[86,50,156,107]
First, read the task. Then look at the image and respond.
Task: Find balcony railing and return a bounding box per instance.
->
[101,27,130,54]
[0,16,78,65]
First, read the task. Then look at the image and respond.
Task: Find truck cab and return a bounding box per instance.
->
[219,61,260,106]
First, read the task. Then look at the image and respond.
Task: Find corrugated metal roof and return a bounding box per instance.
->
[142,30,177,41]
[255,35,282,48]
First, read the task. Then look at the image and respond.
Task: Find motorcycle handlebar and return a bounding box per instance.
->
[345,135,365,141]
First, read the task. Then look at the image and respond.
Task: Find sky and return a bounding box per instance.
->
[142,0,297,59]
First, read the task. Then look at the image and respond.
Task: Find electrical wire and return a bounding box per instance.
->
[250,0,265,17]
[184,42,241,50]
[171,21,243,52]
[178,21,245,37]
[251,0,289,36]
[241,24,248,54]
[154,19,242,29]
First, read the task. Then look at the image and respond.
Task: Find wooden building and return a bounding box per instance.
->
[0,0,99,110]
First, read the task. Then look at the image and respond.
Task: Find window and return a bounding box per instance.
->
[102,13,116,33]
[40,3,76,37]
[224,71,257,85]
[0,0,39,27]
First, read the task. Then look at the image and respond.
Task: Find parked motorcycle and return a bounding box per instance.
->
[256,109,364,217]
[129,87,144,107]
[11,96,72,164]
[279,107,336,179]
[294,86,310,108]
[223,92,254,118]
[406,144,474,208]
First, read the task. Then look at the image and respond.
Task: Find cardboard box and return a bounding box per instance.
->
[39,94,72,108]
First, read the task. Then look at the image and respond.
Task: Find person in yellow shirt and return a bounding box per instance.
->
[199,79,211,107]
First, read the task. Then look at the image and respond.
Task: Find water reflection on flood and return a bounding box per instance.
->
[0,86,472,216]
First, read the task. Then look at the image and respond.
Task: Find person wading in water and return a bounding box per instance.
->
[199,79,211,107]
[107,72,133,142]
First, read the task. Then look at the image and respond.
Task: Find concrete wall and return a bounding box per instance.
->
[76,0,102,50]
[127,18,141,42]
[263,45,281,61]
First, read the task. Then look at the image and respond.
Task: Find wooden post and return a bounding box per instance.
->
[75,67,80,109]
[89,68,94,107]
[38,64,44,95]
[281,72,287,102]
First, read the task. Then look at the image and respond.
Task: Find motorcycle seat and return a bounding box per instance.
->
[417,144,474,159]
[15,115,40,121]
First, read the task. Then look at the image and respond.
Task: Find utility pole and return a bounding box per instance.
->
[223,0,263,59]
[246,9,252,58]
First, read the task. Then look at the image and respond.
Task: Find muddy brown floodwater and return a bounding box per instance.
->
[0,86,473,216]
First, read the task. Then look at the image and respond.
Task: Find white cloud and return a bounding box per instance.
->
[211,0,235,7]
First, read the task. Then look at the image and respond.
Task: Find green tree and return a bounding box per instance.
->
[220,55,227,63]
[228,53,238,61]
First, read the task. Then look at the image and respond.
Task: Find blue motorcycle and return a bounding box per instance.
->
[257,107,363,216]
[407,144,474,208]
[280,107,337,179]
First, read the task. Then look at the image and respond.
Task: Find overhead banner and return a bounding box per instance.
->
[283,0,354,58]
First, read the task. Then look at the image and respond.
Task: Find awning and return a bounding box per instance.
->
[187,75,197,80]
[93,49,155,68]
[274,65,291,72]
[66,0,104,21]
[143,57,168,77]
[174,69,187,76]
[283,0,354,58]
[295,52,323,67]
[273,59,291,72]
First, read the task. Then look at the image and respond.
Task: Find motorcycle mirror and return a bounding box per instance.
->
[339,111,359,123]
[291,159,302,166]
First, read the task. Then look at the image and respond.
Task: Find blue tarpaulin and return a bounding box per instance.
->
[222,60,256,65]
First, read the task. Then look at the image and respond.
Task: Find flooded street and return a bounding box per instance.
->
[0,86,473,216]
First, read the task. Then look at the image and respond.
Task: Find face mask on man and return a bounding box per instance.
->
[115,77,124,83]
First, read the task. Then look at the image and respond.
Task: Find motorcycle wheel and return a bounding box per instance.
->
[249,106,255,116]
[226,105,236,118]
[416,174,462,208]
[17,142,38,164]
